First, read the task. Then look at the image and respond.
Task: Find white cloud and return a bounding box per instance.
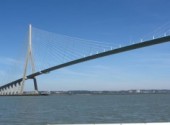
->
[59,68,93,77]
[0,57,21,66]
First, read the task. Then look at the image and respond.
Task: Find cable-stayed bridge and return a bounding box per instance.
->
[0,24,170,95]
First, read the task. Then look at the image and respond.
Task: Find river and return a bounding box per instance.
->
[0,94,170,125]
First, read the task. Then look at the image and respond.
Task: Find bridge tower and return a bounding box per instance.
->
[20,24,38,94]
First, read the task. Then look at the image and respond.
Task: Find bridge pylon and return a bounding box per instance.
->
[20,24,38,94]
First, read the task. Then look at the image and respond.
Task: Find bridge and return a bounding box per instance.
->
[0,24,170,95]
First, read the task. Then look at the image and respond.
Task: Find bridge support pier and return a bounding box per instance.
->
[32,77,38,94]
[0,81,22,95]
[20,77,39,94]
[0,78,39,95]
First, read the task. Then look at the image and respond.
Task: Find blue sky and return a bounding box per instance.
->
[0,0,170,91]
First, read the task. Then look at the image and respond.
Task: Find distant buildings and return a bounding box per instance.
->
[48,89,170,95]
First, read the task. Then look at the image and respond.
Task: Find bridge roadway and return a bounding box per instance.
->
[0,35,170,92]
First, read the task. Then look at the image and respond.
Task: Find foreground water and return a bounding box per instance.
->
[0,94,170,125]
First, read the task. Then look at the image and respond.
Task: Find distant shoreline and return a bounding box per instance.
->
[50,93,170,96]
[48,89,170,95]
[1,90,170,96]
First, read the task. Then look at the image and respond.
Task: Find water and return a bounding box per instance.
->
[0,94,170,125]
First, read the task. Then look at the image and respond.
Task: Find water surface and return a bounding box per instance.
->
[0,94,170,125]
